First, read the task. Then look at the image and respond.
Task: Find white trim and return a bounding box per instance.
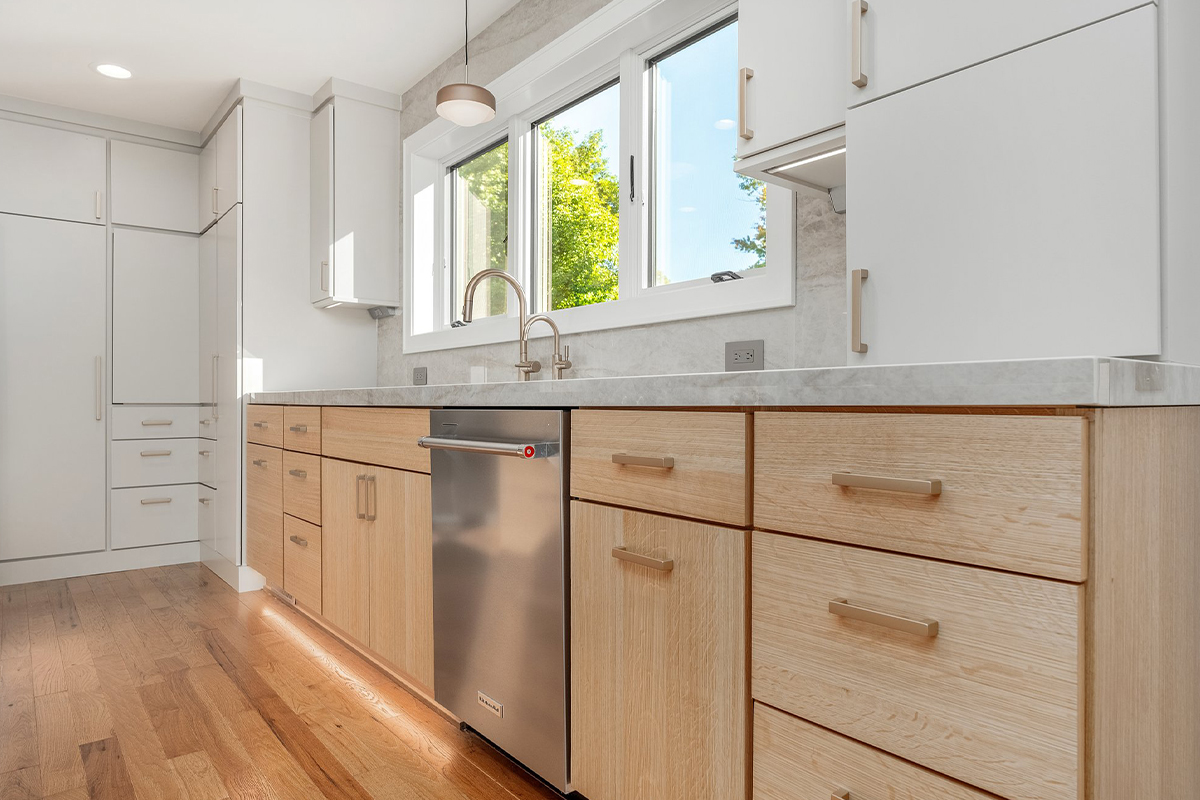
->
[0,541,202,587]
[0,93,202,147]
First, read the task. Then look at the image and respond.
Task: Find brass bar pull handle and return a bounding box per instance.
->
[612,546,674,572]
[832,791,850,800]
[851,0,869,88]
[252,421,269,429]
[199,497,212,505]
[199,450,211,457]
[142,419,173,427]
[355,475,366,519]
[289,425,308,433]
[365,475,377,521]
[95,190,103,220]
[611,454,675,469]
[851,268,868,353]
[211,354,219,421]
[829,598,939,637]
[140,498,173,506]
[212,186,218,215]
[833,472,942,495]
[738,67,755,140]
[252,459,268,468]
[321,260,330,292]
[288,469,307,479]
[289,535,308,547]
[140,450,172,458]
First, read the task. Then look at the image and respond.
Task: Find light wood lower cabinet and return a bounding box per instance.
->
[571,500,747,800]
[321,457,371,642]
[246,443,283,587]
[284,515,322,613]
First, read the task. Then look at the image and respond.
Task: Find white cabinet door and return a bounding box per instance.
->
[110,484,199,549]
[847,7,1160,365]
[0,119,107,224]
[213,207,242,564]
[310,104,334,304]
[850,0,1147,106]
[110,140,200,233]
[199,223,217,428]
[214,105,242,219]
[112,229,200,403]
[737,0,847,158]
[0,215,106,560]
[198,139,217,232]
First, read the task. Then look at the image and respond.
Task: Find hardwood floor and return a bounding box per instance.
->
[0,564,560,800]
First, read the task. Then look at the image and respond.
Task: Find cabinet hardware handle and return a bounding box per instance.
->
[289,425,308,433]
[212,186,218,215]
[365,474,377,521]
[95,190,103,220]
[832,791,850,800]
[611,453,675,469]
[829,598,938,637]
[851,0,869,88]
[321,260,330,292]
[94,356,103,421]
[253,459,268,467]
[211,354,219,421]
[199,497,212,505]
[252,421,269,429]
[140,498,173,506]
[850,268,868,354]
[355,474,366,519]
[142,419,173,427]
[200,418,212,426]
[199,450,211,456]
[289,535,308,547]
[738,67,755,140]
[832,472,942,495]
[612,546,674,572]
[288,469,307,479]
[140,450,172,458]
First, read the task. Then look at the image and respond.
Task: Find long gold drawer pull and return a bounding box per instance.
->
[289,425,308,433]
[612,546,674,572]
[289,535,308,547]
[829,598,939,637]
[252,421,269,429]
[140,498,173,506]
[288,469,307,479]
[140,450,172,458]
[832,472,942,495]
[252,459,268,467]
[141,419,173,427]
[611,454,675,469]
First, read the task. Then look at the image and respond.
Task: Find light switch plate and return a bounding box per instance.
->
[412,367,428,385]
[725,339,765,371]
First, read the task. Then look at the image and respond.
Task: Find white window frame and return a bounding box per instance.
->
[403,0,794,355]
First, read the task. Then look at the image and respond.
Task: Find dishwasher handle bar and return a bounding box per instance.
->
[417,436,560,460]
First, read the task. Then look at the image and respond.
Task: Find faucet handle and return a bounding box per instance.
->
[553,346,572,379]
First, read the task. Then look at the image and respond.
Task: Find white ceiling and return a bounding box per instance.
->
[0,0,523,132]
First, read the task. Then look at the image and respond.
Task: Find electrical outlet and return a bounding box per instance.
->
[725,339,764,372]
[413,367,428,385]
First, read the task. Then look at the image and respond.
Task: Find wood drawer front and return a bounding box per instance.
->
[321,407,430,474]
[247,405,284,448]
[284,406,321,454]
[110,485,199,550]
[284,515,322,613]
[283,450,321,525]
[111,406,201,440]
[754,412,1087,581]
[755,704,1000,800]
[111,439,202,488]
[571,410,749,525]
[246,442,283,587]
[753,532,1082,800]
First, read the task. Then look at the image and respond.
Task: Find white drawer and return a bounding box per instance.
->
[112,439,203,488]
[198,486,216,550]
[111,406,201,440]
[198,440,216,487]
[111,485,199,549]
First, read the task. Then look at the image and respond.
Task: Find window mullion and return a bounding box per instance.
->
[617,48,646,304]
[508,116,532,318]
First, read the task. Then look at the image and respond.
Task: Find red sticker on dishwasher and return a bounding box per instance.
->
[524,446,535,458]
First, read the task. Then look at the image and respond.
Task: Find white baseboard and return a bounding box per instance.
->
[199,543,265,593]
[0,542,202,587]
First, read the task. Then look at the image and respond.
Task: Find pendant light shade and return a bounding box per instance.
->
[436,0,497,127]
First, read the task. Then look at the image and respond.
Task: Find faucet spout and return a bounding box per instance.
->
[460,269,538,381]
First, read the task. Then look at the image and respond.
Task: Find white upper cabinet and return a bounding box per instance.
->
[311,97,400,309]
[736,0,847,160]
[849,0,1148,106]
[112,228,201,403]
[210,105,242,221]
[199,222,217,425]
[0,118,107,224]
[198,137,217,231]
[847,7,1160,365]
[110,140,200,233]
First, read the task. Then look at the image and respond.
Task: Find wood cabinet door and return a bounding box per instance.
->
[368,468,434,691]
[321,457,371,643]
[245,444,283,587]
[571,501,747,800]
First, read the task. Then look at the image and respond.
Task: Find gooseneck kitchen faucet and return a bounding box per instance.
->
[460,269,571,381]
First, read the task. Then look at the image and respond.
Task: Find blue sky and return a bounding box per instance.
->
[542,20,761,286]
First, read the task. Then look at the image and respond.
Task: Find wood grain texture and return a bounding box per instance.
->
[369,469,434,692]
[284,515,323,614]
[753,531,1082,800]
[755,704,1000,800]
[282,449,321,525]
[33,693,86,795]
[571,410,750,526]
[78,737,137,800]
[571,501,747,800]
[321,407,430,474]
[245,404,284,448]
[1089,407,1200,799]
[283,405,322,455]
[754,411,1088,581]
[246,442,284,588]
[321,458,372,643]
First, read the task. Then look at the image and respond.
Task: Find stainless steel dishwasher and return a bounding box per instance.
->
[418,409,570,793]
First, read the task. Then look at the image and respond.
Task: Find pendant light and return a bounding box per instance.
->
[436,0,497,127]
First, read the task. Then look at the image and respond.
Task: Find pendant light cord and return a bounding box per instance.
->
[464,0,470,83]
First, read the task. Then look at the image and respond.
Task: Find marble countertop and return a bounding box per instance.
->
[248,357,1200,409]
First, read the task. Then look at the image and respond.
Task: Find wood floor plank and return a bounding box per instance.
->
[0,588,30,662]
[138,679,204,760]
[0,766,40,800]
[0,658,39,774]
[63,662,114,745]
[169,752,229,800]
[34,692,87,795]
[225,709,325,799]
[24,588,66,697]
[79,737,137,800]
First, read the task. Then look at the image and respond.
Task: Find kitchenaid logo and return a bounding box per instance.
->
[477,691,504,718]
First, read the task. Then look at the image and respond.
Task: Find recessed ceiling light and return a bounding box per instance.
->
[92,63,132,80]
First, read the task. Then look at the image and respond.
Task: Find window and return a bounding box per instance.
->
[405,0,794,354]
[650,19,765,286]
[452,140,509,319]
[533,81,621,312]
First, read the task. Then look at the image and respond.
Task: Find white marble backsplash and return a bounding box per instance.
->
[377,0,848,387]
